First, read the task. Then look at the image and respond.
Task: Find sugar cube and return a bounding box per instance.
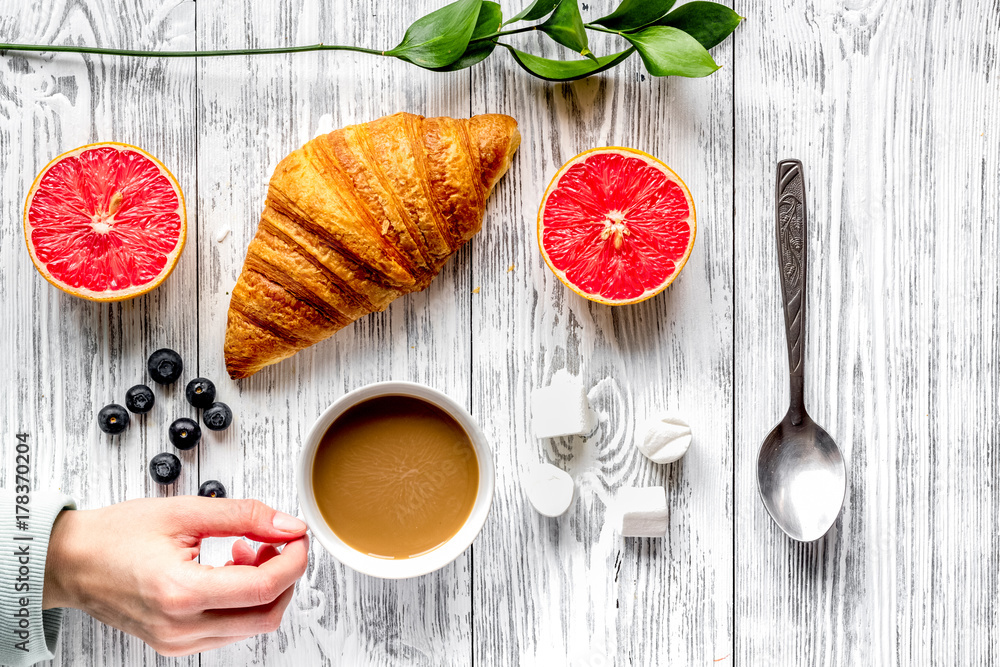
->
[531,370,594,438]
[618,486,668,538]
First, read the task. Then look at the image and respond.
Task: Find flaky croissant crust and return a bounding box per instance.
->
[224,112,520,378]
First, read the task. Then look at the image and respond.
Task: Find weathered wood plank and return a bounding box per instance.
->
[0,0,199,665]
[194,0,475,664]
[734,0,1000,664]
[10,0,998,663]
[470,6,735,663]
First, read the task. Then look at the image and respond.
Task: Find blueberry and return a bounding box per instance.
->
[147,348,183,385]
[97,404,130,434]
[185,378,216,409]
[198,480,227,498]
[203,402,233,431]
[169,417,202,450]
[149,453,181,485]
[125,384,155,414]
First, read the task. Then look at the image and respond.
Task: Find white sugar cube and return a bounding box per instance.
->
[531,370,594,438]
[618,486,668,538]
[636,415,692,464]
[523,463,575,517]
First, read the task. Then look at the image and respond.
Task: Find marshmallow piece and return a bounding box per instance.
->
[531,370,594,438]
[618,486,668,538]
[523,463,574,517]
[636,415,692,464]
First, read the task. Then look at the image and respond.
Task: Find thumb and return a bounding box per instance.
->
[175,498,308,542]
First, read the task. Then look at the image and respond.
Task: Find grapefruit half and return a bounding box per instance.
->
[23,142,186,301]
[538,147,696,305]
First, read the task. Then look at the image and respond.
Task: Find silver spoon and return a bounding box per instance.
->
[756,159,846,542]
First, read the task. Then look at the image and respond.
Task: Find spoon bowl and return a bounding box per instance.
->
[756,160,846,541]
[758,411,846,541]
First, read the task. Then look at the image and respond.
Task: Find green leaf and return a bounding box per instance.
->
[654,1,742,49]
[592,0,676,31]
[503,45,635,81]
[502,0,560,26]
[432,1,503,71]
[539,0,596,61]
[623,25,719,77]
[387,0,484,69]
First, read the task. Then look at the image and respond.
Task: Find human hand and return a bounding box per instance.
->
[42,497,309,656]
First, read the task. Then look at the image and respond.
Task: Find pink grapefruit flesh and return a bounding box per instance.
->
[24,142,186,301]
[538,147,696,305]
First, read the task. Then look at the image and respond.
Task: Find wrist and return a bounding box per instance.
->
[43,509,81,609]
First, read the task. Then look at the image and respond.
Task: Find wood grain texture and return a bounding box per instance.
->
[1,0,739,663]
[10,0,998,664]
[470,12,734,665]
[1,0,199,665]
[734,0,1000,664]
[195,1,474,665]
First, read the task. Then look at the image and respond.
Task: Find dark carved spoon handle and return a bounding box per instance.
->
[775,159,807,426]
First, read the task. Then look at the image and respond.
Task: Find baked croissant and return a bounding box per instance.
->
[224,112,520,379]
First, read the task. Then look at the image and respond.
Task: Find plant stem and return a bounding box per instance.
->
[0,42,383,58]
[0,25,536,60]
[584,24,624,35]
[470,26,536,42]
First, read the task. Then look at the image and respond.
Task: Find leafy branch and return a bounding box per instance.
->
[0,0,742,83]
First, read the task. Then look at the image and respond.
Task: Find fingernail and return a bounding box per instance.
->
[272,511,307,533]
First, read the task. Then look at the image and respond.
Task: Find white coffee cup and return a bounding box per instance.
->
[297,381,495,579]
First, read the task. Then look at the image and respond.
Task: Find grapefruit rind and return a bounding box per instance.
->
[23,141,187,302]
[537,146,696,306]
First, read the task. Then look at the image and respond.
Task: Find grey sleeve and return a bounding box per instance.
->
[0,490,76,667]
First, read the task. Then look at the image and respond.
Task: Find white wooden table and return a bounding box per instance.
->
[1,0,997,664]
